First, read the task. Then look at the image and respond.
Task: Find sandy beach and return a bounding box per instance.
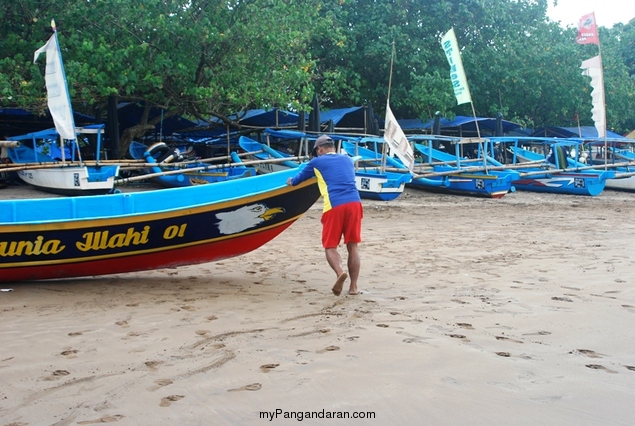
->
[2,185,635,425]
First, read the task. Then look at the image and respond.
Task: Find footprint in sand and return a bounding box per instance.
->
[551,296,573,302]
[147,378,174,392]
[145,360,164,371]
[523,331,551,336]
[61,349,79,357]
[495,336,524,344]
[77,415,125,424]
[621,305,635,313]
[315,346,340,354]
[160,395,185,407]
[42,370,71,381]
[260,363,280,372]
[115,320,130,328]
[447,334,470,342]
[227,383,262,392]
[585,364,618,374]
[571,349,602,358]
[456,323,474,329]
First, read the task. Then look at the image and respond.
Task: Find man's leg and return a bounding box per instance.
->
[325,247,347,296]
[346,242,360,295]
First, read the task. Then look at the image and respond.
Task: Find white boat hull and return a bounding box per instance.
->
[605,176,635,192]
[17,165,119,196]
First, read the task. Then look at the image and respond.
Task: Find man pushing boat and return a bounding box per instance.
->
[286,135,363,296]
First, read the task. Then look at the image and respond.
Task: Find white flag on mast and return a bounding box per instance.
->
[441,28,472,105]
[580,55,606,138]
[34,25,76,141]
[383,101,415,172]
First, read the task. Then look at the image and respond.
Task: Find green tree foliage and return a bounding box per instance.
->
[1,0,634,142]
[0,0,338,120]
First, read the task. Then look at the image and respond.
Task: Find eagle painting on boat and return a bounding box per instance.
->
[215,203,286,235]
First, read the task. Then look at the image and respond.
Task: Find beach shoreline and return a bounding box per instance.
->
[2,186,635,425]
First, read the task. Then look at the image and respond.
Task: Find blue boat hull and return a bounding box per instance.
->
[408,167,515,198]
[0,169,319,283]
[511,171,606,196]
[354,169,410,201]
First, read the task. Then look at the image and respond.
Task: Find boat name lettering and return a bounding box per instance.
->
[76,226,150,251]
[0,236,65,257]
[163,224,187,240]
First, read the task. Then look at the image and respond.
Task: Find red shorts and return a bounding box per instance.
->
[320,202,363,248]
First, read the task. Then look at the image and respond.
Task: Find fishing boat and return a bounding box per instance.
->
[0,168,319,283]
[128,141,256,187]
[7,125,120,196]
[238,136,302,173]
[7,21,120,196]
[584,138,635,192]
[487,137,610,196]
[397,136,515,199]
[339,140,415,201]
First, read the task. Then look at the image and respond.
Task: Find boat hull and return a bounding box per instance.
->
[408,169,514,199]
[0,170,319,283]
[131,141,257,187]
[605,177,635,191]
[511,172,606,196]
[16,165,119,196]
[354,170,409,201]
[8,126,119,196]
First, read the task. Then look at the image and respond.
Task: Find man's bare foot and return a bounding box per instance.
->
[349,289,361,295]
[332,272,348,296]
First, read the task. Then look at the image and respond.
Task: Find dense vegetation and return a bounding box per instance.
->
[1,0,634,139]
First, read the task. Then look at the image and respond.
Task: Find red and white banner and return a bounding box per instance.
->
[576,12,599,45]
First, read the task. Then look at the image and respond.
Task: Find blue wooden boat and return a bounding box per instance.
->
[129,141,256,187]
[488,137,610,196]
[339,141,412,201]
[7,23,119,196]
[403,136,515,198]
[238,136,301,173]
[7,125,120,196]
[0,168,319,283]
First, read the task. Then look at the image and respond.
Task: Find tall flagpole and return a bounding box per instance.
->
[387,41,395,102]
[382,41,396,172]
[383,41,416,172]
[577,12,606,166]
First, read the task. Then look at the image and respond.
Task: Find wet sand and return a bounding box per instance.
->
[2,185,635,425]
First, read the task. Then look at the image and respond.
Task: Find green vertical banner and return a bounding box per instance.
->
[441,28,472,106]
